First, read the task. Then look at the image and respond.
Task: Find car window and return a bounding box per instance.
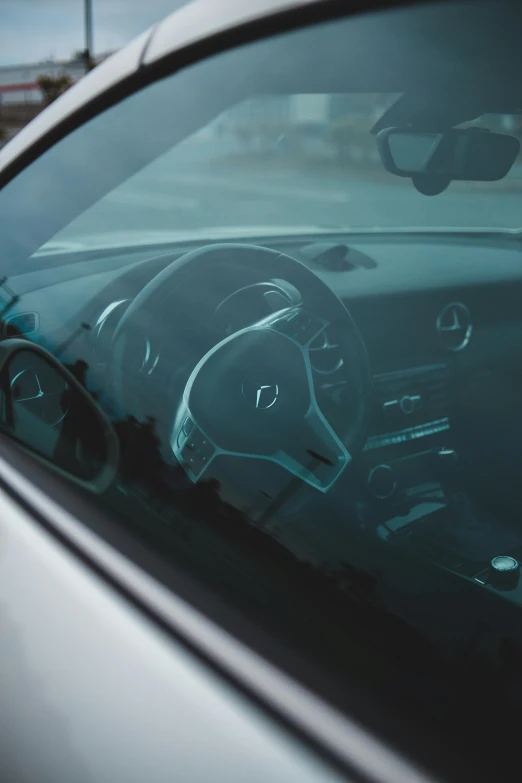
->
[1,3,522,780]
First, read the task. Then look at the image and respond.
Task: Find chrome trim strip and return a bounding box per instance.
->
[364,418,450,451]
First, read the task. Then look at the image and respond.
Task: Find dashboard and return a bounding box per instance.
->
[7,231,522,599]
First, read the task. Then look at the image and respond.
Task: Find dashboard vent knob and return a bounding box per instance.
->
[489,555,520,590]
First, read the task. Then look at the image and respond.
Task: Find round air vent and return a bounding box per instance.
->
[436,302,472,352]
[309,326,343,375]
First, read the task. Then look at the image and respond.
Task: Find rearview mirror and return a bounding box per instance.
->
[0,339,118,492]
[377,127,520,184]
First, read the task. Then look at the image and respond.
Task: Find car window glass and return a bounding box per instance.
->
[1,4,522,780]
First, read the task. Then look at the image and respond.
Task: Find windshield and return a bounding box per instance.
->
[48,96,522,247]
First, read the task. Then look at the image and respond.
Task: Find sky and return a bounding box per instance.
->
[0,0,190,66]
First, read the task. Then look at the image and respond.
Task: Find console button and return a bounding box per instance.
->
[382,399,399,416]
[489,555,520,590]
[399,394,422,415]
[272,312,322,344]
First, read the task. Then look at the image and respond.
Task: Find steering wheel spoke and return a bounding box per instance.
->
[278,404,351,491]
[173,398,349,491]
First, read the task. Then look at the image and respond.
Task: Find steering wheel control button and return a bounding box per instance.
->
[293,314,323,345]
[177,417,195,447]
[368,464,397,500]
[489,555,520,590]
[181,428,215,476]
[272,311,323,345]
[182,417,194,436]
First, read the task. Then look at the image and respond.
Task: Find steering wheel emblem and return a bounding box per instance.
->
[241,376,279,410]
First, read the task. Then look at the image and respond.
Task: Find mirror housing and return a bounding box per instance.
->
[0,339,118,492]
[377,127,520,183]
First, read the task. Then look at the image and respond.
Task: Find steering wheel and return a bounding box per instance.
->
[111,244,371,492]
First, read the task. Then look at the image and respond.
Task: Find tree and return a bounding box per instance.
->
[72,49,95,72]
[37,74,73,106]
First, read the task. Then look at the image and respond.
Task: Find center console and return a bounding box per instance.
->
[357,363,522,587]
[357,362,457,546]
[362,363,452,494]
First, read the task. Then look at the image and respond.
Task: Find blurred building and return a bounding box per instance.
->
[0,55,111,143]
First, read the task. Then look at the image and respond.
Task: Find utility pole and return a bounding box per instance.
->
[84,0,94,71]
